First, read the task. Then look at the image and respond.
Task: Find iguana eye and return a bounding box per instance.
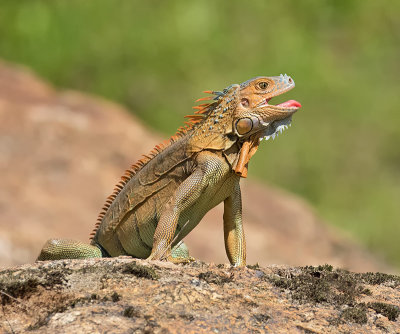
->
[258,81,268,90]
[235,118,253,135]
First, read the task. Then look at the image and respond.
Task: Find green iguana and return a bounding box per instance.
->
[37,75,301,266]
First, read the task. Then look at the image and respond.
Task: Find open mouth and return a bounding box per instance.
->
[261,98,302,111]
[259,98,301,141]
[272,99,301,109]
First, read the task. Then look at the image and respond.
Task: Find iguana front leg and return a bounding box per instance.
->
[148,152,225,263]
[223,182,246,266]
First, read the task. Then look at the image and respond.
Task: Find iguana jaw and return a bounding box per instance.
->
[256,99,301,141]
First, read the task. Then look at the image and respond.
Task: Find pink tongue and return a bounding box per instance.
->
[277,100,301,108]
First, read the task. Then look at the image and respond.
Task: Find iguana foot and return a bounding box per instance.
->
[147,241,195,264]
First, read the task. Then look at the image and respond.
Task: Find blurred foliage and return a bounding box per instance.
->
[0,0,399,266]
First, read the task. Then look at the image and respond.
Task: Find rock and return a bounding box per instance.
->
[0,259,399,333]
[0,60,391,273]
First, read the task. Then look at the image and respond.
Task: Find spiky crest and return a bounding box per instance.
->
[89,90,223,240]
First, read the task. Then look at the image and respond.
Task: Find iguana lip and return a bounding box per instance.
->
[265,98,301,110]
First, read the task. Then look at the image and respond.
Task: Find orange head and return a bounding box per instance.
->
[233,74,301,141]
[188,75,301,152]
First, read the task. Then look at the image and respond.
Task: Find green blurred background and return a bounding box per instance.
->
[1,1,399,267]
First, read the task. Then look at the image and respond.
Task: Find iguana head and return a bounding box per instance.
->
[233,74,301,141]
[187,75,301,176]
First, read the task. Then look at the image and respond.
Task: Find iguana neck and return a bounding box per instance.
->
[185,83,262,177]
[187,84,240,153]
[221,133,260,178]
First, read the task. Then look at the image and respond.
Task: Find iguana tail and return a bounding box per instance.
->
[37,239,103,260]
[36,238,192,261]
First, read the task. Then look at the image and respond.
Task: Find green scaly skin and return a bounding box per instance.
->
[37,75,301,266]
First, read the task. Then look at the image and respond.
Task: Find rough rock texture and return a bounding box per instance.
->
[0,60,391,273]
[0,258,399,333]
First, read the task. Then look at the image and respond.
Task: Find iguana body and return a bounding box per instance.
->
[38,75,301,266]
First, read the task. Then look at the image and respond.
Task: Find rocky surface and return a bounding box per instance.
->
[0,258,399,333]
[0,59,392,273]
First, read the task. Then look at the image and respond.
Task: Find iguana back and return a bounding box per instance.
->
[92,136,196,257]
